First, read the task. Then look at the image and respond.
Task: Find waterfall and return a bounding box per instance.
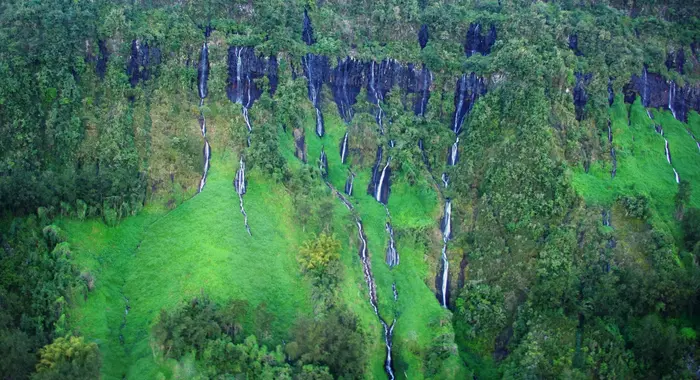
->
[669,80,677,120]
[235,157,251,235]
[385,221,399,267]
[611,148,617,179]
[602,210,612,227]
[199,140,211,193]
[330,57,362,123]
[302,9,315,46]
[393,282,398,301]
[302,53,328,137]
[375,157,392,204]
[441,173,449,188]
[344,172,355,195]
[416,66,431,117]
[642,65,650,108]
[198,43,209,99]
[448,137,460,166]
[369,61,386,134]
[674,168,680,184]
[368,146,384,197]
[607,120,612,143]
[319,148,328,179]
[665,139,672,164]
[197,39,211,193]
[340,132,349,164]
[453,75,467,133]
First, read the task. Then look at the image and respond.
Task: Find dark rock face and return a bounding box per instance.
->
[96,40,109,80]
[302,53,330,136]
[623,67,700,123]
[395,64,433,116]
[319,149,328,179]
[267,55,278,96]
[569,34,582,56]
[302,9,315,46]
[666,49,685,74]
[573,72,592,121]
[608,78,615,106]
[452,73,487,134]
[367,146,384,198]
[418,24,429,49]
[226,46,276,108]
[127,40,161,87]
[465,23,497,57]
[330,57,364,123]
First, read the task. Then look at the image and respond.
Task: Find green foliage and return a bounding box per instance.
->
[298,233,341,273]
[32,335,101,380]
[682,208,700,253]
[619,193,651,219]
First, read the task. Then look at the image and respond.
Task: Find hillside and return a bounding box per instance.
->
[1,0,700,379]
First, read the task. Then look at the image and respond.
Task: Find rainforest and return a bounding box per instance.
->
[1,0,700,379]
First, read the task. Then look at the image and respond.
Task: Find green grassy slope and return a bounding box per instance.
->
[63,149,313,379]
[572,96,700,225]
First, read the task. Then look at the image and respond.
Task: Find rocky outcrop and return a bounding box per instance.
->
[127,40,161,87]
[418,24,429,49]
[452,73,487,134]
[330,57,364,123]
[624,67,700,122]
[226,46,277,108]
[465,23,497,57]
[574,73,592,121]
[569,34,582,56]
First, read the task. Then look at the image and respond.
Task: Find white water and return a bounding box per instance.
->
[345,172,354,195]
[236,47,242,103]
[674,168,680,184]
[453,74,466,133]
[440,200,452,308]
[669,80,677,120]
[242,107,252,133]
[449,137,460,166]
[375,158,391,203]
[340,132,348,163]
[198,140,211,193]
[198,43,208,99]
[385,222,399,267]
[235,157,251,235]
[370,61,385,134]
[665,139,672,164]
[441,173,449,188]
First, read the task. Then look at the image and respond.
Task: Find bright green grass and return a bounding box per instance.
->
[63,148,313,379]
[284,101,467,378]
[572,96,700,231]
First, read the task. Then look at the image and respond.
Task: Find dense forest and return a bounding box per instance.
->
[1,0,700,378]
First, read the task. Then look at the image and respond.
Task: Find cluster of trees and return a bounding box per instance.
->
[152,294,368,379]
[0,212,97,378]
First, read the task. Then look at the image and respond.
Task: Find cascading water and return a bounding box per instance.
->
[344,171,355,196]
[438,199,452,308]
[340,132,349,164]
[375,157,392,204]
[385,221,399,267]
[674,168,680,183]
[441,173,449,188]
[302,53,329,137]
[330,57,363,124]
[669,80,677,120]
[368,61,386,134]
[665,139,672,164]
[447,137,460,166]
[234,157,251,235]
[197,39,211,193]
[319,148,328,179]
[611,147,617,179]
[199,141,211,193]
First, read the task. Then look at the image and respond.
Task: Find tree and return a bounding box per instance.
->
[298,233,341,273]
[32,335,101,380]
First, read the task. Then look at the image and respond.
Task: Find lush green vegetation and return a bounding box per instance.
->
[1,0,700,379]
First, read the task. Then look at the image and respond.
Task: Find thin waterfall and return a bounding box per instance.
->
[344,171,355,195]
[199,141,211,193]
[665,139,672,164]
[674,168,680,183]
[669,80,677,120]
[375,158,391,203]
[448,137,460,166]
[340,132,349,164]
[439,199,452,308]
[197,40,211,193]
[319,148,328,178]
[235,156,251,235]
[441,173,449,188]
